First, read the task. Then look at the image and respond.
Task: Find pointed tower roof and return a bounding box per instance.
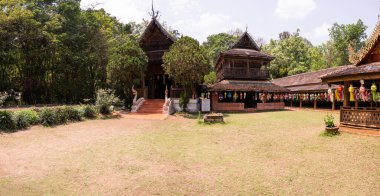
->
[231,31,260,51]
[139,18,175,46]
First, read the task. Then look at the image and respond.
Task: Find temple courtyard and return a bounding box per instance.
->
[0,110,379,195]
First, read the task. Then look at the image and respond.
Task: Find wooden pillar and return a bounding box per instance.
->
[332,100,335,111]
[314,99,317,110]
[343,81,350,107]
[300,100,302,108]
[355,100,358,108]
[290,100,293,107]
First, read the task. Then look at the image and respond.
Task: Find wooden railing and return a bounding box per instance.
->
[340,106,380,129]
[217,67,269,81]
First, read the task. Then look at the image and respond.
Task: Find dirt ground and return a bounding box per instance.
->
[0,110,379,195]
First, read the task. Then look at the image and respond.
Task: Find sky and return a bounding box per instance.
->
[80,0,379,45]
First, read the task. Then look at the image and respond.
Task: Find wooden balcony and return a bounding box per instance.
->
[340,106,380,129]
[217,67,270,81]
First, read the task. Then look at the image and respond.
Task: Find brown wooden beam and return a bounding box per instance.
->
[343,81,350,107]
[314,99,317,110]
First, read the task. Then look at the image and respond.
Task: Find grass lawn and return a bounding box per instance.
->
[0,110,379,195]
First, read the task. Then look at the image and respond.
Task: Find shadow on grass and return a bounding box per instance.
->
[100,114,122,120]
[319,131,340,137]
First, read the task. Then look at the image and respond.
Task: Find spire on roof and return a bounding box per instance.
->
[150,0,159,20]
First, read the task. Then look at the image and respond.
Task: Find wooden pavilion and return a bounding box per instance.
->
[137,18,176,99]
[208,32,289,112]
[321,21,380,130]
[272,66,354,110]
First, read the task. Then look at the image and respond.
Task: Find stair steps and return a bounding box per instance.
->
[136,99,165,114]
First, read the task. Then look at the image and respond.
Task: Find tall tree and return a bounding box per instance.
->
[163,36,210,98]
[107,35,147,105]
[329,19,367,65]
[203,33,237,65]
[263,30,317,78]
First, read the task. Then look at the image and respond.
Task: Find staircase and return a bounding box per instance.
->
[136,99,165,114]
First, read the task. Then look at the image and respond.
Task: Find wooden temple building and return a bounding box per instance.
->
[137,18,175,99]
[321,21,380,131]
[272,66,353,110]
[208,32,289,112]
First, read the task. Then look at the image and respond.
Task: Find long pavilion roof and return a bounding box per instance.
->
[272,66,352,93]
[209,80,289,92]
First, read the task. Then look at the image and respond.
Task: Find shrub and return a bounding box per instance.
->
[324,114,335,127]
[40,108,57,127]
[96,89,119,115]
[13,110,40,129]
[55,107,69,124]
[83,105,97,119]
[16,110,39,125]
[0,110,16,131]
[64,106,82,121]
[179,91,190,111]
[13,112,30,129]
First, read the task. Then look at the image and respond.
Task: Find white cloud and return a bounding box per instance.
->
[174,13,243,43]
[80,0,149,23]
[304,23,332,45]
[165,0,200,15]
[275,0,316,19]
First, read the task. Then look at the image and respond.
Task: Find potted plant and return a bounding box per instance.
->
[324,114,339,134]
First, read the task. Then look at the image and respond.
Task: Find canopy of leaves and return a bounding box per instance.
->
[107,35,147,102]
[203,33,237,65]
[329,19,367,65]
[263,30,322,78]
[163,36,210,93]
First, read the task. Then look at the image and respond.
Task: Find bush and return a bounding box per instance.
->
[324,114,335,127]
[55,107,69,124]
[179,91,190,111]
[0,110,16,131]
[83,105,97,119]
[13,112,29,129]
[16,110,39,125]
[64,106,82,121]
[96,89,120,115]
[13,110,40,129]
[40,108,57,127]
[99,105,111,115]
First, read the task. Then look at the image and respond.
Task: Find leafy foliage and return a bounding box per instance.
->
[204,71,217,85]
[0,111,16,131]
[329,19,367,65]
[96,89,119,115]
[13,110,40,129]
[263,30,318,78]
[179,92,190,111]
[203,33,237,65]
[82,105,97,119]
[324,114,335,127]
[163,36,210,97]
[40,108,57,127]
[107,35,147,104]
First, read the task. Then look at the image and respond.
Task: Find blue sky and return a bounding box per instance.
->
[81,0,379,45]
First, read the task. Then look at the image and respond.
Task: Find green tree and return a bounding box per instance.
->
[203,33,237,65]
[163,36,210,98]
[263,30,315,78]
[203,71,216,85]
[329,19,367,65]
[107,35,147,105]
